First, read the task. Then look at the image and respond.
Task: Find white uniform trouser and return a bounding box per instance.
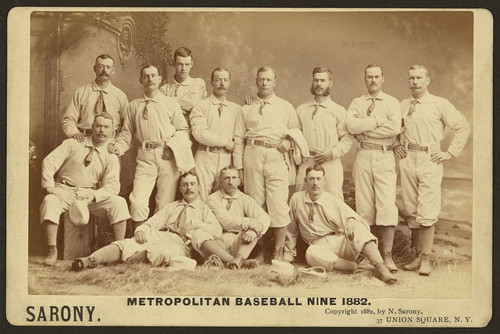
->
[112,231,191,266]
[243,145,289,228]
[305,223,377,271]
[352,148,398,227]
[194,150,232,202]
[129,147,179,221]
[295,157,344,200]
[192,230,258,259]
[40,183,130,225]
[399,150,443,228]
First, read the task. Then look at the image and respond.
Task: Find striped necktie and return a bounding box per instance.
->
[84,147,97,167]
[259,101,269,115]
[94,90,106,115]
[312,104,320,119]
[218,103,224,117]
[226,198,233,211]
[308,203,317,223]
[367,98,375,116]
[143,100,151,120]
[407,99,419,117]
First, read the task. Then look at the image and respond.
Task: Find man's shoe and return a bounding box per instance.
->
[403,253,421,271]
[272,247,285,261]
[241,259,259,269]
[418,254,431,276]
[382,252,398,273]
[71,257,97,272]
[203,254,224,269]
[44,246,58,266]
[226,256,244,270]
[374,263,397,285]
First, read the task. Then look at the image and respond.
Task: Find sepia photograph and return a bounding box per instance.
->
[6,7,492,327]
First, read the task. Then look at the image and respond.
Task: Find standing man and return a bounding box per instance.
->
[284,165,397,284]
[194,166,271,268]
[160,47,207,120]
[62,54,128,142]
[394,65,470,276]
[40,113,130,265]
[233,66,300,261]
[346,64,401,273]
[190,67,242,201]
[72,171,221,270]
[108,65,193,232]
[295,67,353,199]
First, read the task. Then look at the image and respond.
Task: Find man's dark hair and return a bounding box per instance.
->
[139,64,161,78]
[312,67,333,81]
[95,54,115,66]
[365,64,384,76]
[305,164,326,177]
[93,112,114,124]
[211,67,231,81]
[174,47,193,62]
[178,170,200,187]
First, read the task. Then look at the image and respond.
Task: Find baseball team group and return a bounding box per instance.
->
[37,46,470,285]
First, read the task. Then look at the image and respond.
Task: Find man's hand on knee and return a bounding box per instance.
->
[134,231,147,244]
[344,218,357,240]
[242,230,257,244]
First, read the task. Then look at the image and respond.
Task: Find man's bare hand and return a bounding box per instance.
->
[72,133,86,143]
[242,230,257,244]
[162,146,174,160]
[344,218,357,240]
[134,231,147,244]
[245,96,257,105]
[430,151,452,164]
[312,149,333,164]
[277,139,292,153]
[225,140,235,152]
[108,143,121,155]
[393,145,407,159]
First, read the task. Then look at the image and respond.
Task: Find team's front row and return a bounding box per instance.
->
[40,114,396,284]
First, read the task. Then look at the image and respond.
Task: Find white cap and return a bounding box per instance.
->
[68,199,90,226]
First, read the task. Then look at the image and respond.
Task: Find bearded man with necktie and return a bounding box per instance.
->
[284,164,397,284]
[394,65,470,276]
[40,113,130,266]
[71,171,222,271]
[62,54,128,143]
[189,68,242,202]
[295,67,353,200]
[346,64,402,274]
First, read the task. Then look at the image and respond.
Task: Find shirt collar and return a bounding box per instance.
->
[220,189,243,200]
[178,197,203,209]
[412,91,431,103]
[363,91,386,101]
[304,191,329,207]
[209,94,228,106]
[141,91,161,103]
[309,97,332,108]
[84,137,106,154]
[257,94,278,105]
[173,76,192,86]
[92,81,112,93]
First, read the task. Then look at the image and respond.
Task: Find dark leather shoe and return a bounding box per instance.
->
[383,252,398,273]
[418,254,431,276]
[374,263,397,285]
[403,253,421,271]
[44,246,58,266]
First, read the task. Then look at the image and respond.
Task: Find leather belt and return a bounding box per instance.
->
[407,142,428,152]
[140,140,167,149]
[198,144,231,154]
[57,179,97,190]
[360,141,394,152]
[163,227,191,246]
[247,139,279,149]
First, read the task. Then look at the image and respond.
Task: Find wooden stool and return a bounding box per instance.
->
[62,212,96,260]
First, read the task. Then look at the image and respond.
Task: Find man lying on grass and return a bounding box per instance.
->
[72,171,222,271]
[196,166,271,269]
[284,164,397,284]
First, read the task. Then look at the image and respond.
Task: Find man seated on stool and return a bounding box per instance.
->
[284,164,397,284]
[195,166,271,269]
[71,171,221,271]
[40,113,130,266]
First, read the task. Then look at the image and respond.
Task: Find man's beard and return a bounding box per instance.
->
[310,85,330,97]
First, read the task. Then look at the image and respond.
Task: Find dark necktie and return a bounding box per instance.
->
[407,99,419,117]
[174,84,181,97]
[308,202,317,223]
[226,198,233,211]
[218,103,224,117]
[84,147,97,167]
[143,100,151,120]
[259,101,269,115]
[367,98,375,116]
[312,104,320,119]
[94,90,106,115]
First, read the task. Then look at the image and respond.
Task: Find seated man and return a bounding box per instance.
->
[40,113,130,266]
[196,166,271,268]
[71,171,221,271]
[284,164,397,284]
